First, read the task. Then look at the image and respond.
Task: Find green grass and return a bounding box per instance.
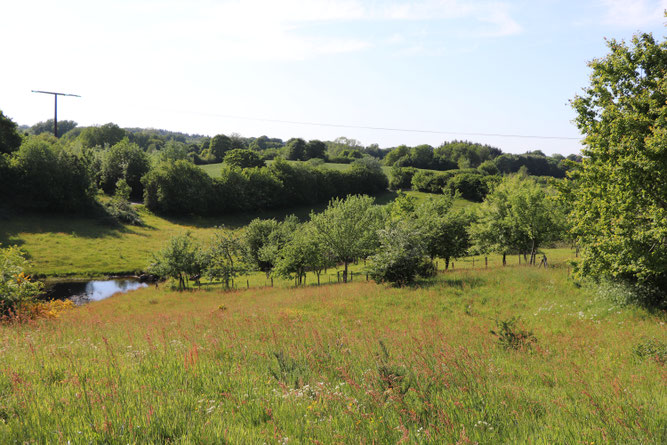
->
[1,264,664,443]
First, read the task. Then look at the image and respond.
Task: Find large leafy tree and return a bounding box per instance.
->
[223,148,265,169]
[0,110,22,154]
[569,32,667,299]
[99,139,150,198]
[310,195,385,282]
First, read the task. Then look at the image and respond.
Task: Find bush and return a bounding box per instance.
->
[368,220,430,287]
[632,338,666,365]
[490,317,537,350]
[0,245,43,316]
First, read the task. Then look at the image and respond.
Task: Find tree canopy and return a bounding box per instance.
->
[569,32,667,302]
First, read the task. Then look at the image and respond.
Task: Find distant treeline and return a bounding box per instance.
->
[20,120,581,178]
[383,141,581,178]
[0,114,387,217]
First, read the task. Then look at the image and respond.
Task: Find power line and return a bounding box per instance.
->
[168,109,582,141]
[31,90,81,137]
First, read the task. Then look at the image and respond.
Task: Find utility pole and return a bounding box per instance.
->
[31,90,81,137]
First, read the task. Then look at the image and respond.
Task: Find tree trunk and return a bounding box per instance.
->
[343,262,348,283]
[445,257,450,270]
[502,253,506,266]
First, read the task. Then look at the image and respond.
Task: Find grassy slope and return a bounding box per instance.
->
[1,265,664,443]
[0,192,469,278]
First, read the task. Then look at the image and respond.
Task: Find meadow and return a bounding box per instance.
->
[0,263,664,443]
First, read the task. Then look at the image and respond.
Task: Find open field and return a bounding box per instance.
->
[0,192,471,279]
[1,265,664,443]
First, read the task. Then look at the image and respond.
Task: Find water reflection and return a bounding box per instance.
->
[44,278,147,305]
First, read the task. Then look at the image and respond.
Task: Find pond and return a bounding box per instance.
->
[43,278,148,305]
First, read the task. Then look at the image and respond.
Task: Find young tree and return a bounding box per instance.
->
[469,175,564,265]
[149,232,202,290]
[569,32,667,301]
[309,195,385,282]
[414,195,470,269]
[203,229,247,289]
[243,218,282,276]
[273,223,331,285]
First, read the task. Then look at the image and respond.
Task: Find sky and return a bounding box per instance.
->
[1,0,666,155]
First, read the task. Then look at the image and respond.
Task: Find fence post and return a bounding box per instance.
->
[485,256,488,268]
[366,272,368,281]
[472,258,475,268]
[271,277,274,287]
[350,271,353,281]
[452,262,454,269]
[247,279,249,289]
[337,271,340,283]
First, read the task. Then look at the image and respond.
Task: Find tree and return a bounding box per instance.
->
[142,160,212,215]
[149,232,202,290]
[305,139,326,160]
[368,220,431,287]
[309,195,385,282]
[224,148,265,168]
[273,223,331,285]
[414,195,470,269]
[0,245,43,316]
[284,138,306,160]
[99,139,150,198]
[78,123,126,148]
[0,110,22,154]
[470,175,564,265]
[30,119,77,137]
[13,136,97,212]
[569,32,667,301]
[203,229,247,289]
[208,134,232,162]
[243,218,282,276]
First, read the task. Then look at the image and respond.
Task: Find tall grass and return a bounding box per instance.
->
[1,266,664,443]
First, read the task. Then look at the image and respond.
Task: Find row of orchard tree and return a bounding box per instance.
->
[150,174,566,289]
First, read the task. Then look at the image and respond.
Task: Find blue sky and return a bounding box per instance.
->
[2,0,666,155]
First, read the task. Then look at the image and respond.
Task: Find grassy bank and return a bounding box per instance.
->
[0,191,470,279]
[1,265,664,443]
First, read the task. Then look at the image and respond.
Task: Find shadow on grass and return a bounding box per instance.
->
[157,191,400,230]
[414,273,486,290]
[0,211,145,246]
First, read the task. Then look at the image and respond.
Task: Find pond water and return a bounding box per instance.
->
[43,278,147,305]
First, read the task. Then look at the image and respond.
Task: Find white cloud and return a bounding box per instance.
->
[168,0,522,61]
[600,0,667,27]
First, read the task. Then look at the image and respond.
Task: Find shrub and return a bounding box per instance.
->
[0,245,43,316]
[490,317,537,350]
[632,338,666,365]
[368,220,430,287]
